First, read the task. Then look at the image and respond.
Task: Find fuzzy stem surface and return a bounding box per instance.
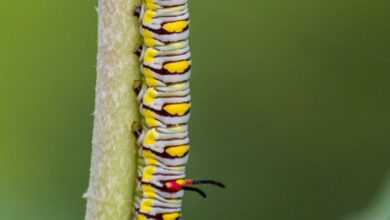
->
[84,0,140,219]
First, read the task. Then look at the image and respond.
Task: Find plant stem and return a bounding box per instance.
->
[84,0,140,219]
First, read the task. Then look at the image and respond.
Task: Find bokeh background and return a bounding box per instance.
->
[1,0,390,219]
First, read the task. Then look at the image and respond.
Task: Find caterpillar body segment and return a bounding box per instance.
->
[135,211,182,220]
[139,149,189,167]
[142,67,191,84]
[140,108,191,127]
[138,182,185,200]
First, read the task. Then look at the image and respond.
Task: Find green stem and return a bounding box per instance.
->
[84,0,140,219]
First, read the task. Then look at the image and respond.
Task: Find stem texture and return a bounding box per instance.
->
[84,0,140,219]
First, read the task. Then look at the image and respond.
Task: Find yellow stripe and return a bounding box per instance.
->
[166,145,189,157]
[163,103,191,116]
[162,212,181,220]
[142,166,157,182]
[162,20,189,33]
[143,129,158,146]
[164,60,190,74]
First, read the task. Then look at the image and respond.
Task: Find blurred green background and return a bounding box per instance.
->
[1,0,390,219]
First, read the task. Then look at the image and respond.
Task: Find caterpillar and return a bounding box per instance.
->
[133,0,225,219]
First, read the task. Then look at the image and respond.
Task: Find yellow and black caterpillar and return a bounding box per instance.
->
[133,0,224,219]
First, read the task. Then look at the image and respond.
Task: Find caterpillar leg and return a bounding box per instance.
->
[133,80,143,96]
[134,5,142,18]
[132,121,142,139]
[134,46,142,57]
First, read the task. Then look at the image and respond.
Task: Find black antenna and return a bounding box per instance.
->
[191,180,226,189]
[183,187,207,198]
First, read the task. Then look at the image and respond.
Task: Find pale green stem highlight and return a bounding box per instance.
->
[84,0,140,219]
